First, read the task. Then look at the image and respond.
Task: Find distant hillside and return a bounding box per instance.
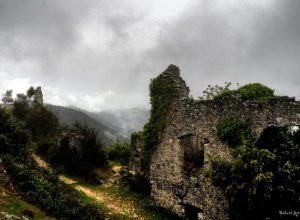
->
[46,104,125,145]
[89,108,149,138]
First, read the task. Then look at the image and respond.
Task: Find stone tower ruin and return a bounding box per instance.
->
[34,86,43,106]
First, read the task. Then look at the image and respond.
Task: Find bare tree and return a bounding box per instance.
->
[199,82,232,100]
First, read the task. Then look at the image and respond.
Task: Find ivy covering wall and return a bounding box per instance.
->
[141,77,173,170]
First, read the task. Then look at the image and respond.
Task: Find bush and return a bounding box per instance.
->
[217,117,256,148]
[214,83,274,101]
[0,107,30,154]
[25,106,59,139]
[212,126,300,219]
[106,141,131,165]
[2,155,105,220]
[48,122,107,178]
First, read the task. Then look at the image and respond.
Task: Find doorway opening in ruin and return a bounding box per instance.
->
[184,204,203,220]
[179,134,204,175]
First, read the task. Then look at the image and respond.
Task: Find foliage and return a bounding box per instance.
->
[0,107,30,154]
[214,83,274,101]
[142,78,172,170]
[106,141,131,165]
[48,122,107,178]
[199,82,232,100]
[26,86,36,100]
[13,94,30,121]
[216,117,256,148]
[25,106,59,139]
[2,155,105,220]
[236,83,274,101]
[2,90,14,104]
[212,126,300,219]
[131,131,143,148]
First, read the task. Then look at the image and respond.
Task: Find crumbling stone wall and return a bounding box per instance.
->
[148,65,300,220]
[129,132,143,172]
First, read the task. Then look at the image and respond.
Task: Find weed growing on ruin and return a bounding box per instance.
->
[214,83,274,101]
[216,117,256,148]
[213,121,300,219]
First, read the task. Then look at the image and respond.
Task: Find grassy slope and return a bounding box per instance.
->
[0,162,55,220]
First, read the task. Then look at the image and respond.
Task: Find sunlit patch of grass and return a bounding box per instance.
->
[103,184,180,220]
[0,191,55,220]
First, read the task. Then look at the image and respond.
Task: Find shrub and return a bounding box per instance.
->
[214,83,274,101]
[0,107,30,154]
[106,141,131,165]
[25,106,59,139]
[48,122,107,178]
[212,126,300,219]
[237,83,274,101]
[216,117,256,148]
[2,155,105,220]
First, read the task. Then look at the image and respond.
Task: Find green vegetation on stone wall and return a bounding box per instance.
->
[213,116,300,219]
[216,117,256,148]
[214,83,274,101]
[131,131,143,148]
[142,78,172,170]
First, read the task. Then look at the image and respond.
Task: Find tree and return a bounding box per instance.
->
[199,82,232,100]
[0,107,30,154]
[25,106,59,139]
[106,141,131,165]
[13,93,30,120]
[73,122,107,172]
[49,122,107,178]
[26,86,36,100]
[212,126,300,219]
[2,90,14,104]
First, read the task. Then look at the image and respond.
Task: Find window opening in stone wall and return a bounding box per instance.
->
[180,134,204,175]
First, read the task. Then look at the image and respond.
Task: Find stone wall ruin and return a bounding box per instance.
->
[144,65,300,220]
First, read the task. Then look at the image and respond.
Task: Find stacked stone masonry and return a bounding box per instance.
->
[147,65,300,220]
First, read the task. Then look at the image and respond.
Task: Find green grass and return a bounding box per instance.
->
[68,183,130,220]
[80,180,180,220]
[0,188,55,220]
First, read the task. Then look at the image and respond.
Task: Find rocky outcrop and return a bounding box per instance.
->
[147,65,300,220]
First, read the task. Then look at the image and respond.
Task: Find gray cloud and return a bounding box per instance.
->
[141,0,300,98]
[0,0,299,111]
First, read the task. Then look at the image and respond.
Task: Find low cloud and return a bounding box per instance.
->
[0,0,299,111]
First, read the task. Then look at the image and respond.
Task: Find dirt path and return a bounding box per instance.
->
[58,175,143,219]
[31,154,146,219]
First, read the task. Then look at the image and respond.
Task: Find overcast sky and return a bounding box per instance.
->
[0,0,299,111]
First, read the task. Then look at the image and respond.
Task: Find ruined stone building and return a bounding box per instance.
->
[34,86,43,106]
[131,65,300,220]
